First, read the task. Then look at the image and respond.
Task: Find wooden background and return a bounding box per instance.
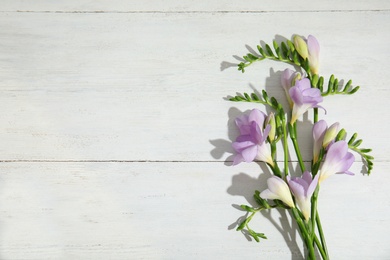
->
[0,1,389,259]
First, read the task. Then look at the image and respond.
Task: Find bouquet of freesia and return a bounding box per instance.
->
[228,35,373,259]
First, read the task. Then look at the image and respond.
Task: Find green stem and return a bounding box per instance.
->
[240,56,299,71]
[314,234,328,260]
[292,208,316,259]
[290,123,305,172]
[316,210,329,258]
[311,187,320,240]
[313,108,318,123]
[271,141,277,160]
[282,117,289,176]
[269,162,282,178]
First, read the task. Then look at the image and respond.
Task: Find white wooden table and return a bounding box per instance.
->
[0,1,389,259]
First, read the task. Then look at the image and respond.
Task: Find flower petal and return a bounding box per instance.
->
[313,120,327,161]
[289,86,304,105]
[325,141,348,164]
[248,109,266,128]
[259,189,278,200]
[319,140,355,182]
[302,88,322,101]
[313,120,327,141]
[288,178,305,198]
[241,144,258,163]
[302,171,312,184]
[336,152,355,173]
[281,68,295,91]
[232,154,244,165]
[266,176,295,207]
[307,35,320,56]
[235,115,250,135]
[296,78,311,91]
[232,140,254,152]
[256,142,273,166]
[306,174,319,198]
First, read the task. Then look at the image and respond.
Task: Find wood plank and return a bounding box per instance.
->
[0,161,388,259]
[1,0,389,12]
[0,12,388,162]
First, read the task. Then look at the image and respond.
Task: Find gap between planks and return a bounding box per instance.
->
[0,9,389,14]
[0,160,372,163]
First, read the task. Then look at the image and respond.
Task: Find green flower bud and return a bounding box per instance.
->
[323,122,340,147]
[292,72,302,87]
[266,113,276,142]
[293,35,309,60]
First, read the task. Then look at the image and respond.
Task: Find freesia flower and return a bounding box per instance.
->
[319,140,355,183]
[281,68,301,107]
[294,35,320,74]
[313,120,327,163]
[287,171,319,221]
[260,176,295,208]
[289,78,324,124]
[232,109,273,166]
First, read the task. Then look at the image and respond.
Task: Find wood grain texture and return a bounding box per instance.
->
[0,1,389,259]
[0,11,389,161]
[0,162,389,259]
[1,0,389,12]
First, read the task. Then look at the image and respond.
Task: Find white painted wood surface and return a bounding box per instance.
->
[0,1,389,259]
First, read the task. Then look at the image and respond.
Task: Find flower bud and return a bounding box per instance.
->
[323,122,340,148]
[265,113,276,142]
[292,73,302,86]
[307,35,320,75]
[313,120,327,163]
[293,35,309,60]
[260,176,295,208]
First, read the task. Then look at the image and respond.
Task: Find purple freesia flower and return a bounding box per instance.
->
[289,78,324,124]
[281,68,301,107]
[232,109,273,166]
[260,176,295,208]
[235,108,266,135]
[319,140,355,183]
[287,171,319,221]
